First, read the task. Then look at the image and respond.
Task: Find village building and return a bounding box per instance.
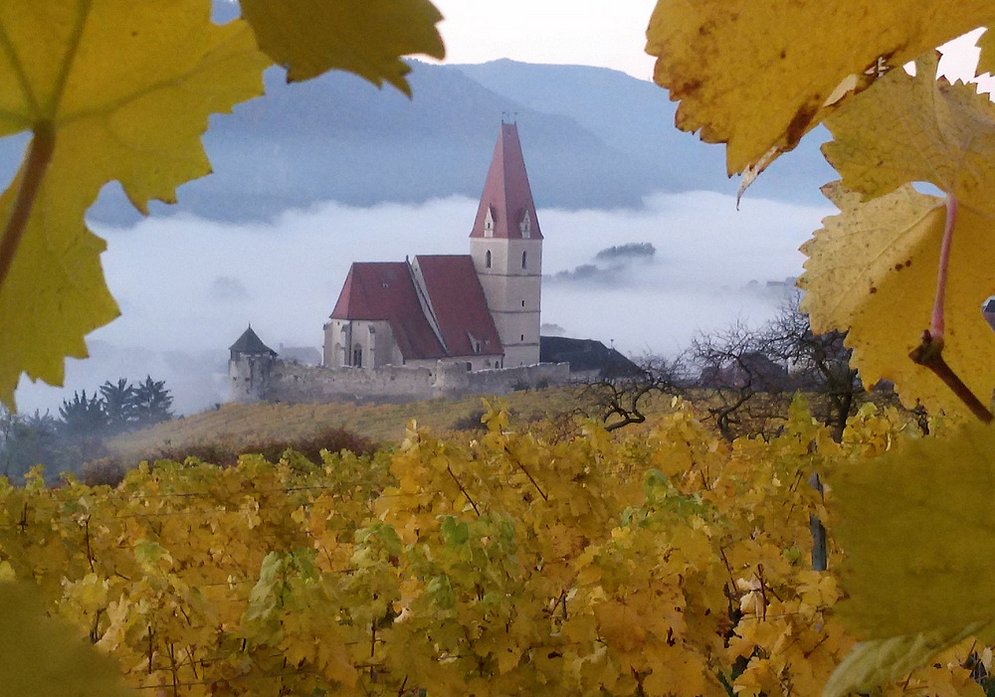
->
[323,121,543,372]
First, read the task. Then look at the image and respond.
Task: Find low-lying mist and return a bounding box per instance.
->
[15,190,831,416]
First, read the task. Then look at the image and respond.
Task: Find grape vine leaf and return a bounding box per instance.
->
[801,55,995,416]
[0,1,270,407]
[800,183,995,417]
[825,422,995,692]
[823,624,985,697]
[0,580,136,697]
[240,0,445,93]
[978,28,995,77]
[830,422,995,636]
[645,1,995,176]
[823,54,995,207]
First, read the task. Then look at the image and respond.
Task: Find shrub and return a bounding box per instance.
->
[451,409,487,432]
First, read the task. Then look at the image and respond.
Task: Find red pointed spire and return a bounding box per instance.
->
[470,122,542,240]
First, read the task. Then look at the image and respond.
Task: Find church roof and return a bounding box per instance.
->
[469,122,543,240]
[414,255,503,357]
[229,326,277,356]
[330,262,446,360]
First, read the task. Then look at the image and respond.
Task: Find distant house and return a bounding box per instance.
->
[540,336,642,381]
[323,122,543,371]
[699,351,788,391]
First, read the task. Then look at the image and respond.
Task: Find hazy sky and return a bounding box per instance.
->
[429,1,658,79]
[429,3,990,87]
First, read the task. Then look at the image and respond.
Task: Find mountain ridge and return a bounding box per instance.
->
[76,58,833,225]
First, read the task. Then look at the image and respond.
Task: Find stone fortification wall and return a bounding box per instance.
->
[262,360,569,404]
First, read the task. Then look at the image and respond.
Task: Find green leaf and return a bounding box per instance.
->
[830,421,995,637]
[823,624,985,697]
[0,581,135,697]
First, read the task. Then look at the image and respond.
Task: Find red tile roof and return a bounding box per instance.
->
[414,255,503,357]
[330,262,446,360]
[470,122,543,240]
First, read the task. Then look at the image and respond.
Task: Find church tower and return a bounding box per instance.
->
[469,122,542,367]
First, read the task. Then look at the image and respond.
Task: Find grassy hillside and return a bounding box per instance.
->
[106,385,665,465]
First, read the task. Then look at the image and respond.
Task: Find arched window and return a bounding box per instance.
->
[485,250,492,268]
[521,250,527,269]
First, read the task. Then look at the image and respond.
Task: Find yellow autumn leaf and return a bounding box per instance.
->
[823,54,995,208]
[823,625,985,697]
[800,184,995,417]
[978,28,995,77]
[645,0,995,176]
[0,580,136,697]
[0,0,269,407]
[240,0,445,92]
[830,421,995,638]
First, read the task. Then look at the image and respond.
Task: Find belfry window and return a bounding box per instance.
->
[485,250,492,268]
[521,250,527,269]
[484,207,495,238]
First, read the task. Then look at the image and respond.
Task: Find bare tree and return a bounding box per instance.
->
[584,354,692,431]
[766,293,863,440]
[691,321,790,440]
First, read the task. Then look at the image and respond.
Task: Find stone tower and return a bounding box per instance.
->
[228,325,277,403]
[469,122,542,367]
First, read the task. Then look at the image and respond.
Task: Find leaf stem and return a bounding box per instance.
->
[0,123,56,294]
[910,331,993,424]
[930,193,957,339]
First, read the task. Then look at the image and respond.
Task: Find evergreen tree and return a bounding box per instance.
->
[59,390,107,438]
[99,378,137,433]
[132,376,173,427]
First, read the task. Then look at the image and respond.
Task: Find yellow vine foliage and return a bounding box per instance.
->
[0,402,989,696]
[648,3,995,693]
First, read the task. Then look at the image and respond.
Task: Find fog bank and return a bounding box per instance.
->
[15,190,831,415]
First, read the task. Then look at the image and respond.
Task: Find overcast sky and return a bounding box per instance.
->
[429,1,658,80]
[429,3,990,87]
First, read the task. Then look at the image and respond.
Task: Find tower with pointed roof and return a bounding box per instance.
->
[229,325,277,402]
[469,121,543,367]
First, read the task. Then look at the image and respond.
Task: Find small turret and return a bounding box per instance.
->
[228,325,277,403]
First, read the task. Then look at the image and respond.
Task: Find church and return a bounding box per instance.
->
[323,122,543,372]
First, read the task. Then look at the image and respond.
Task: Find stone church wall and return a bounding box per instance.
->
[259,359,569,404]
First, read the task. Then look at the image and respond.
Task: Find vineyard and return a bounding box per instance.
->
[1,400,990,696]
[3,1,995,695]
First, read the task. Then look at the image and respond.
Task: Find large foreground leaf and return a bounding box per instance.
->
[0,0,269,407]
[645,0,995,176]
[823,625,986,697]
[240,0,445,92]
[831,422,995,637]
[800,184,995,417]
[823,54,995,209]
[802,56,995,416]
[825,422,995,693]
[0,580,135,697]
